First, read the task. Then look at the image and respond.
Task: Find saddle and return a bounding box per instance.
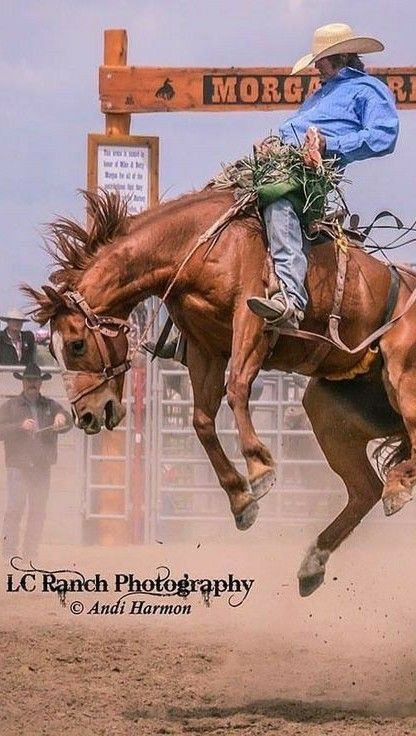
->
[148,208,413,380]
[260,209,411,379]
[263,210,365,301]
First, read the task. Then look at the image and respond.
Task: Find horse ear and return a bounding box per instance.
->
[42,284,57,299]
[42,284,67,306]
[20,283,67,325]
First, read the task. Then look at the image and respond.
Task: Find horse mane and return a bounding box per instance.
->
[21,186,238,324]
[21,189,129,322]
[47,189,130,287]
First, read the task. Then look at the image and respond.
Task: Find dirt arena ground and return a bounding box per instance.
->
[1,521,416,736]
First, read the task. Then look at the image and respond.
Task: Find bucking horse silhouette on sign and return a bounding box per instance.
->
[24,189,416,596]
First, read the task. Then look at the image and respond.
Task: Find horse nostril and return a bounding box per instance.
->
[104,401,115,429]
[80,412,94,428]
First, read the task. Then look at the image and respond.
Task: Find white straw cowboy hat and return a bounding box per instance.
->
[291,23,384,76]
[0,308,29,322]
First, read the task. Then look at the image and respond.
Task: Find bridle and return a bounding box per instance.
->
[55,290,131,404]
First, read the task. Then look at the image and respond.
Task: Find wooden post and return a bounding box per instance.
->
[103,29,131,135]
[91,30,132,545]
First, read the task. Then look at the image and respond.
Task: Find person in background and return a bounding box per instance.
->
[0,308,36,365]
[0,363,72,561]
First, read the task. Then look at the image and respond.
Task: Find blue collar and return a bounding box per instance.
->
[323,67,367,86]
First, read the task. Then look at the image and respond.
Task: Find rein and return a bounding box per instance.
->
[59,291,131,404]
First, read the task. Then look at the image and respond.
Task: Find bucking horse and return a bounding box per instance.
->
[24,188,416,596]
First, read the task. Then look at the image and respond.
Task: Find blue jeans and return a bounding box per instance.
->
[2,466,51,560]
[263,198,310,311]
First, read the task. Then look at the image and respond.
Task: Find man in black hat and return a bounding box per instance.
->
[0,308,36,365]
[0,364,72,561]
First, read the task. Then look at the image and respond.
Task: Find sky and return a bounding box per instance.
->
[1,0,416,315]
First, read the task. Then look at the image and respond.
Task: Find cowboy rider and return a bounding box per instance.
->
[247,22,400,328]
[145,22,400,358]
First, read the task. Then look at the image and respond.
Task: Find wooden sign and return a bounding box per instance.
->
[87,134,159,214]
[100,66,416,113]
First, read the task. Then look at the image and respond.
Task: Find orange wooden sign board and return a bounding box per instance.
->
[100,66,416,113]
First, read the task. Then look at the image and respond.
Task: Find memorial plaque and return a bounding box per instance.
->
[87,134,159,214]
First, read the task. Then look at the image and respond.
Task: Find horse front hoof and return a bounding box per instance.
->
[383,490,413,516]
[235,499,259,530]
[250,469,276,501]
[298,572,325,597]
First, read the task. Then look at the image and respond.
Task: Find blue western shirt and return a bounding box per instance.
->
[279,68,399,168]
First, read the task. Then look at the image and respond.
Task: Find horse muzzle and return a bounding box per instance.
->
[73,397,126,434]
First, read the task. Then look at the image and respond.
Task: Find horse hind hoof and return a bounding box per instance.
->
[250,470,276,501]
[298,572,325,597]
[235,499,259,531]
[297,543,329,596]
[383,489,413,517]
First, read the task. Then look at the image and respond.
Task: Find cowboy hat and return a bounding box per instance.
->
[0,308,29,322]
[13,363,52,381]
[291,23,384,76]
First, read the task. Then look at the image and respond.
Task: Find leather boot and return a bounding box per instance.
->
[247,292,304,328]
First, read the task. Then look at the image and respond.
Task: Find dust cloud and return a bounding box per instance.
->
[1,520,416,735]
[1,366,416,734]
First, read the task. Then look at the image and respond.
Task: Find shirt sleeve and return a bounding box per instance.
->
[326,85,399,166]
[50,399,73,433]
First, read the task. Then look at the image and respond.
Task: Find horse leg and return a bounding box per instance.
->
[371,311,416,515]
[298,375,398,597]
[187,340,259,530]
[227,309,276,501]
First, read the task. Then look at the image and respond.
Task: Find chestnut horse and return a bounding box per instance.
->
[25,189,416,596]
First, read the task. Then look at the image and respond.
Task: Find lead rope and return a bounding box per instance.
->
[130,238,206,359]
[130,201,251,358]
[130,240,202,358]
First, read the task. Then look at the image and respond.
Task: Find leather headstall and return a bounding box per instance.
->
[60,290,131,403]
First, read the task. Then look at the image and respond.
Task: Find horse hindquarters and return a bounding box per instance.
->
[299,372,402,596]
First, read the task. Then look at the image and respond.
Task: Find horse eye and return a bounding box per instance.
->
[70,340,86,356]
